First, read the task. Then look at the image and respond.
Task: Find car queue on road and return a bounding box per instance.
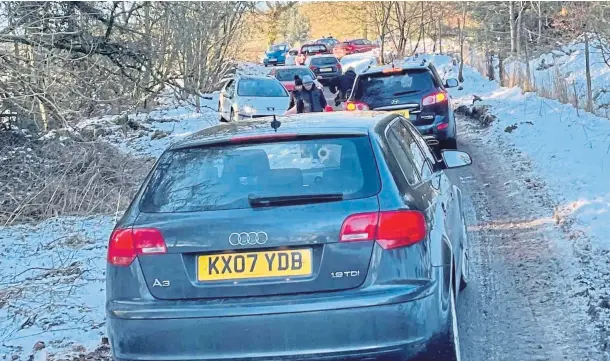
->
[106,37,473,361]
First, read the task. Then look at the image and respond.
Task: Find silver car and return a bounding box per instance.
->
[218,75,290,122]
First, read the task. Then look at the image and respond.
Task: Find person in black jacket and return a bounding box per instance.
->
[328,68,357,106]
[288,75,303,110]
[294,75,327,113]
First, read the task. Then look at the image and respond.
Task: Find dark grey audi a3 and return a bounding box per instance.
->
[105,111,472,361]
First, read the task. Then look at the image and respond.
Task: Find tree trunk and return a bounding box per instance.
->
[438,16,442,53]
[537,1,542,45]
[585,32,593,112]
[458,17,465,82]
[420,1,425,53]
[516,2,522,56]
[524,33,531,90]
[498,51,505,87]
[509,1,516,54]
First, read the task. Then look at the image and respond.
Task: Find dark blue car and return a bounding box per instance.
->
[106,112,472,361]
[264,43,290,66]
[346,61,460,154]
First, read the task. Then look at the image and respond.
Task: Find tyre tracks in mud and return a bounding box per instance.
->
[449,116,604,361]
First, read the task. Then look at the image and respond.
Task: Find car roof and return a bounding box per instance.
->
[359,60,432,75]
[170,112,396,150]
[301,43,326,48]
[307,54,337,59]
[274,65,311,70]
[237,75,280,81]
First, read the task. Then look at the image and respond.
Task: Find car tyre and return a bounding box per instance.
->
[429,287,461,361]
[459,215,469,291]
[218,103,227,123]
[443,138,458,150]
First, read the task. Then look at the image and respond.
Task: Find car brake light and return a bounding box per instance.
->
[336,63,342,71]
[339,211,427,250]
[229,133,297,143]
[107,228,167,266]
[310,65,318,72]
[422,92,448,106]
[345,101,370,111]
[437,122,449,130]
[382,67,403,74]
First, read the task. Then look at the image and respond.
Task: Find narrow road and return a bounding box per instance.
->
[449,116,603,361]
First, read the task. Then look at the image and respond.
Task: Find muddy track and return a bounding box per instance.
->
[450,116,604,361]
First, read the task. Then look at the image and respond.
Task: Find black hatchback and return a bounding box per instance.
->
[345,61,460,152]
[106,112,472,361]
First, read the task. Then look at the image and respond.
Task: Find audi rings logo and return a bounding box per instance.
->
[229,232,268,246]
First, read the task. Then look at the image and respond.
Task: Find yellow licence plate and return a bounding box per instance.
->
[392,109,410,118]
[197,249,312,281]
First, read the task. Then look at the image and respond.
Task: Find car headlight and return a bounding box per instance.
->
[241,105,257,115]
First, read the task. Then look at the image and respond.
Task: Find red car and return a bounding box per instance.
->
[268,66,323,92]
[333,39,378,59]
[296,43,329,66]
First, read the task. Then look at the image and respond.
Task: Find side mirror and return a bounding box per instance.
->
[445,78,459,88]
[441,150,472,169]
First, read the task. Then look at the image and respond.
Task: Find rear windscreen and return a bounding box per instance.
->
[237,79,288,97]
[302,45,326,53]
[274,68,313,82]
[311,57,338,66]
[354,69,435,105]
[140,137,381,213]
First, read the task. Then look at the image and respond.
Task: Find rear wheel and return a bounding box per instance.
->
[443,138,458,150]
[428,287,461,361]
[459,215,469,291]
[219,103,227,123]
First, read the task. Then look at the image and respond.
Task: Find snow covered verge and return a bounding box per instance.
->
[0,63,272,360]
[0,216,114,360]
[503,34,610,118]
[445,55,610,351]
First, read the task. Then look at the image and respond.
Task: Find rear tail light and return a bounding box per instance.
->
[336,63,342,72]
[345,101,370,111]
[108,228,167,266]
[339,211,427,250]
[422,92,448,106]
[437,122,449,130]
[309,65,318,72]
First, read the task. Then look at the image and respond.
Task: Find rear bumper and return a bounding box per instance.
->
[415,116,455,143]
[315,71,341,80]
[107,282,447,361]
[263,58,284,65]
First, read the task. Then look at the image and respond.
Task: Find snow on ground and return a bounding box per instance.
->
[445,54,610,339]
[75,94,219,158]
[0,216,114,360]
[505,34,610,117]
[0,61,278,359]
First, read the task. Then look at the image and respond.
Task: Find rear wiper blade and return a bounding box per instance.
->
[392,90,418,96]
[248,193,344,207]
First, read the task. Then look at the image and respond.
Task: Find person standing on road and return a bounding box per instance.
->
[285,75,328,114]
[288,75,303,110]
[328,68,357,106]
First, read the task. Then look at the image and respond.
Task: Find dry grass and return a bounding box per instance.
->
[0,131,154,225]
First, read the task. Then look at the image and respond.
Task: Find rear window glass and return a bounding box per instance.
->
[237,79,288,97]
[302,45,326,53]
[140,137,381,213]
[274,68,313,82]
[311,57,338,66]
[268,45,287,52]
[354,69,435,105]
